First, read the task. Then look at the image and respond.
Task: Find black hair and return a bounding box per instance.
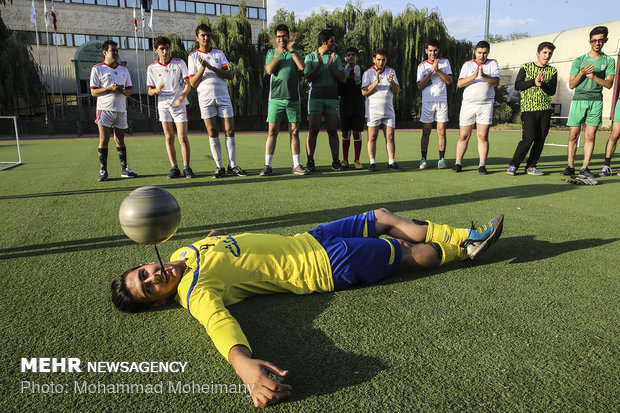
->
[274,24,289,36]
[345,47,359,55]
[110,266,150,313]
[589,26,608,39]
[195,24,211,36]
[425,39,440,49]
[101,40,117,51]
[154,36,171,48]
[374,48,388,58]
[537,41,555,53]
[318,29,336,46]
[475,40,490,51]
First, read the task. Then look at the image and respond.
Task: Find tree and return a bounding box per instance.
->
[488,31,530,43]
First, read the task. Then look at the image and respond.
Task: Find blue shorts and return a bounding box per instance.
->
[307,210,402,291]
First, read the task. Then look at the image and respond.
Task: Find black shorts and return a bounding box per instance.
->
[340,115,365,133]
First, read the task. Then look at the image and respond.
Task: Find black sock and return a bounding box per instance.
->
[439,150,445,159]
[98,147,108,170]
[117,147,127,169]
[421,151,427,159]
[332,153,339,163]
[307,154,314,163]
[605,157,611,166]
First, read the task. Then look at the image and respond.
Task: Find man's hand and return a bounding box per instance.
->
[172,96,183,107]
[269,36,279,50]
[327,52,335,66]
[287,32,297,51]
[207,229,227,237]
[229,345,291,408]
[534,71,543,87]
[315,50,323,66]
[156,81,165,94]
[389,71,395,83]
[431,59,438,73]
[198,55,214,71]
[580,64,594,78]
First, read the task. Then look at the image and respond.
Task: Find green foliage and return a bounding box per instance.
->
[488,31,531,43]
[0,12,44,115]
[493,103,513,124]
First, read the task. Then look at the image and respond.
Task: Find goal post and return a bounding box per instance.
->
[0,116,23,170]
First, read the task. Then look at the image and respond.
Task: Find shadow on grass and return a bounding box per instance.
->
[2,180,619,260]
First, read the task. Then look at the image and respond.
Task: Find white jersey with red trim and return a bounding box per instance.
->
[89,62,133,112]
[146,58,189,108]
[188,48,231,102]
[458,59,500,104]
[416,58,452,103]
[362,66,399,118]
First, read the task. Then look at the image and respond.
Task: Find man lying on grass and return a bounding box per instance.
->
[111,208,503,407]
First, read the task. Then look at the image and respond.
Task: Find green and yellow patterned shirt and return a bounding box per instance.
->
[514,62,557,112]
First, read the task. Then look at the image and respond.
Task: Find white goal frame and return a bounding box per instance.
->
[0,116,23,170]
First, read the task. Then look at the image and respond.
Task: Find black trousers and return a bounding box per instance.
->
[509,110,552,168]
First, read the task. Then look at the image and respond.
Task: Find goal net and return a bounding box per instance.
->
[0,116,23,170]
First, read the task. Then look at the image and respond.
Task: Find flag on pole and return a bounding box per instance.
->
[140,6,145,29]
[148,9,153,30]
[44,1,50,28]
[29,0,36,27]
[132,7,138,31]
[51,2,58,32]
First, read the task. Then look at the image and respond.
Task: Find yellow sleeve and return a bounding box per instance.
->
[189,287,252,362]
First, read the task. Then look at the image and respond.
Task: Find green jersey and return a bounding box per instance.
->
[570,53,615,101]
[266,49,301,101]
[304,52,343,99]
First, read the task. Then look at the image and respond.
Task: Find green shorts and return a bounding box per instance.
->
[267,99,301,123]
[308,98,339,115]
[614,101,620,123]
[567,100,603,127]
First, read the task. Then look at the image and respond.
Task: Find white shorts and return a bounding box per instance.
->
[95,110,128,129]
[420,102,449,123]
[199,98,234,119]
[459,102,494,126]
[158,105,188,123]
[367,116,396,128]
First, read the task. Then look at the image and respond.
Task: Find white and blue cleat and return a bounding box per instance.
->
[462,214,504,260]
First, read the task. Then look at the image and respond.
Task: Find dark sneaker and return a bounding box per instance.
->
[387,162,403,171]
[183,167,195,178]
[97,169,108,182]
[292,165,308,175]
[212,167,226,178]
[368,163,377,172]
[560,166,575,176]
[452,164,462,173]
[341,160,349,168]
[506,165,517,175]
[228,165,248,176]
[461,214,504,260]
[478,166,488,175]
[260,165,273,176]
[167,167,181,179]
[306,159,316,172]
[120,167,138,178]
[579,167,594,178]
[332,160,344,171]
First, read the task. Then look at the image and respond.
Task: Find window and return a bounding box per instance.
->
[196,2,205,13]
[73,34,89,46]
[66,34,74,47]
[185,1,195,13]
[247,7,257,19]
[84,0,96,4]
[157,0,170,10]
[175,0,185,12]
[205,3,215,14]
[258,8,265,20]
[221,4,230,15]
[231,6,238,15]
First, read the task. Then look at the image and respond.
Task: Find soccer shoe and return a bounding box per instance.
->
[478,166,488,175]
[212,167,226,178]
[368,163,377,172]
[167,167,181,179]
[419,158,428,169]
[228,165,249,176]
[387,162,403,171]
[526,167,543,176]
[306,159,316,172]
[331,160,344,171]
[560,166,575,176]
[579,167,594,178]
[183,167,195,178]
[354,160,363,169]
[598,165,612,176]
[97,169,108,182]
[452,164,462,173]
[292,165,309,175]
[259,165,273,176]
[461,214,504,260]
[438,158,447,169]
[506,165,517,175]
[121,167,138,178]
[341,160,349,168]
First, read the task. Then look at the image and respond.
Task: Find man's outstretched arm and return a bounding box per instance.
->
[229,345,291,408]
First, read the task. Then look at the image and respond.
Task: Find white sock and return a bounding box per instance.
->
[265,154,273,167]
[292,154,301,167]
[479,160,486,167]
[455,159,462,165]
[370,158,376,164]
[225,136,236,167]
[389,159,395,164]
[209,137,223,168]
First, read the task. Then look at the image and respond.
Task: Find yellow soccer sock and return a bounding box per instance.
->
[425,221,469,247]
[435,242,469,265]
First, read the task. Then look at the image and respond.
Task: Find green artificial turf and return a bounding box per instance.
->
[1,130,618,412]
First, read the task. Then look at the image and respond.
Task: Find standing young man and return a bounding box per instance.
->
[304,29,344,172]
[90,40,138,182]
[562,26,615,177]
[260,24,308,176]
[416,39,453,169]
[339,47,366,169]
[453,41,500,174]
[147,36,194,178]
[598,100,620,176]
[362,49,403,172]
[506,42,558,176]
[188,24,248,179]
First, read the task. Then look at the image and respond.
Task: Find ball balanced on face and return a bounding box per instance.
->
[119,186,181,245]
